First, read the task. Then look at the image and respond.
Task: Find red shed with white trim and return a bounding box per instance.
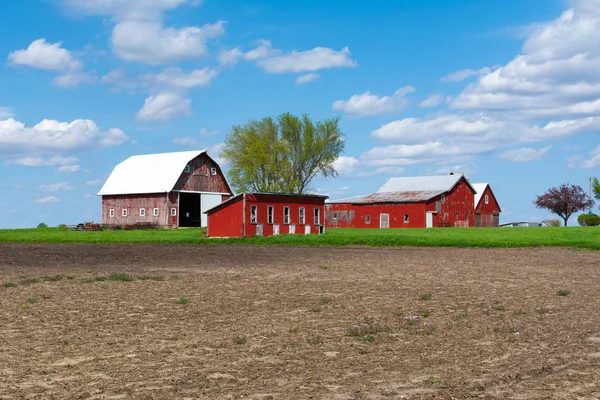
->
[325,173,476,228]
[472,183,501,227]
[98,150,233,228]
[205,193,328,237]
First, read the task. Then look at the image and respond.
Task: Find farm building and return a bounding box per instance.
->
[97,150,233,228]
[472,183,502,227]
[325,173,476,228]
[205,193,328,237]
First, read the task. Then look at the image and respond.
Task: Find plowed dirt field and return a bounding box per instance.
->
[1,243,599,399]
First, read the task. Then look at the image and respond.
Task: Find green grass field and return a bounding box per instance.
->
[0,227,598,249]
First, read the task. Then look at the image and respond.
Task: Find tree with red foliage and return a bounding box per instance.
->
[534,184,594,226]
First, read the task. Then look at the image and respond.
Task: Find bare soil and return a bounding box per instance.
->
[1,243,599,399]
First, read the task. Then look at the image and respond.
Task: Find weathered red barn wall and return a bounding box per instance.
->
[475,186,501,227]
[326,203,426,228]
[243,195,325,236]
[426,179,475,227]
[207,197,244,237]
[167,192,179,226]
[102,194,169,226]
[325,178,475,229]
[173,153,231,193]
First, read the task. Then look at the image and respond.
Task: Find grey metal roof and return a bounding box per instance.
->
[377,173,473,193]
[472,183,488,208]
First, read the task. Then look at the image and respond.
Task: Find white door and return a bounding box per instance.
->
[289,224,296,234]
[426,212,433,228]
[304,225,311,235]
[380,213,390,229]
[273,224,280,236]
[256,224,263,237]
[200,194,222,227]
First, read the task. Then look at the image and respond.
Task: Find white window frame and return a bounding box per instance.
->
[122,209,127,217]
[184,164,191,173]
[210,167,217,175]
[314,208,320,225]
[485,195,489,204]
[283,206,290,224]
[404,214,409,223]
[171,208,177,217]
[267,206,274,224]
[250,205,257,224]
[139,208,146,217]
[153,208,159,217]
[109,209,115,218]
[365,215,371,224]
[299,207,305,225]
[332,212,338,221]
[441,194,446,203]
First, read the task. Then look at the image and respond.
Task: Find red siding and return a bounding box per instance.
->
[325,178,476,229]
[326,203,427,228]
[173,153,231,193]
[206,194,326,237]
[475,185,501,227]
[207,197,244,237]
[102,194,170,226]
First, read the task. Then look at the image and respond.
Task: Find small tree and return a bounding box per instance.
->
[593,177,600,200]
[37,222,48,228]
[222,113,345,194]
[534,184,594,226]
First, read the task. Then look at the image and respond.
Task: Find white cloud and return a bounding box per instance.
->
[9,156,79,167]
[199,128,219,136]
[244,40,280,61]
[419,93,443,108]
[83,194,93,199]
[145,67,219,88]
[332,156,361,176]
[441,67,491,82]
[40,182,75,191]
[498,146,552,162]
[257,46,357,73]
[0,118,127,156]
[58,165,80,173]
[172,136,200,147]
[52,72,96,88]
[35,196,60,204]
[63,0,197,20]
[136,91,192,122]
[8,39,82,71]
[111,20,225,64]
[86,179,105,186]
[207,143,227,166]
[567,145,600,168]
[218,47,244,65]
[332,86,415,116]
[296,73,320,85]
[0,107,14,119]
[428,163,478,176]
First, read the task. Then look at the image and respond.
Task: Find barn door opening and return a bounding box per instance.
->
[380,213,389,229]
[179,192,201,227]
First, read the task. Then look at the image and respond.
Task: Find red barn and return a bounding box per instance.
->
[205,193,328,237]
[472,183,501,227]
[325,173,476,228]
[97,150,233,228]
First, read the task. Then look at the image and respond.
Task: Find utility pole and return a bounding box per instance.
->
[588,177,593,213]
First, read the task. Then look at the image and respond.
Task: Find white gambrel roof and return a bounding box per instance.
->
[377,173,473,194]
[472,183,488,208]
[97,150,206,196]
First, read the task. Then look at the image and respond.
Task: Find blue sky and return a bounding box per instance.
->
[1,0,599,228]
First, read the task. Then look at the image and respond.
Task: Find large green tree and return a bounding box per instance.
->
[222,113,345,193]
[593,177,600,201]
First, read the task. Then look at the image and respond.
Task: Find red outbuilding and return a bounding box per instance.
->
[325,173,476,228]
[97,150,233,228]
[472,183,502,227]
[205,193,328,237]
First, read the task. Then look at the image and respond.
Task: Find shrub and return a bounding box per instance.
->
[58,224,68,231]
[546,219,561,227]
[37,222,48,228]
[577,213,600,226]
